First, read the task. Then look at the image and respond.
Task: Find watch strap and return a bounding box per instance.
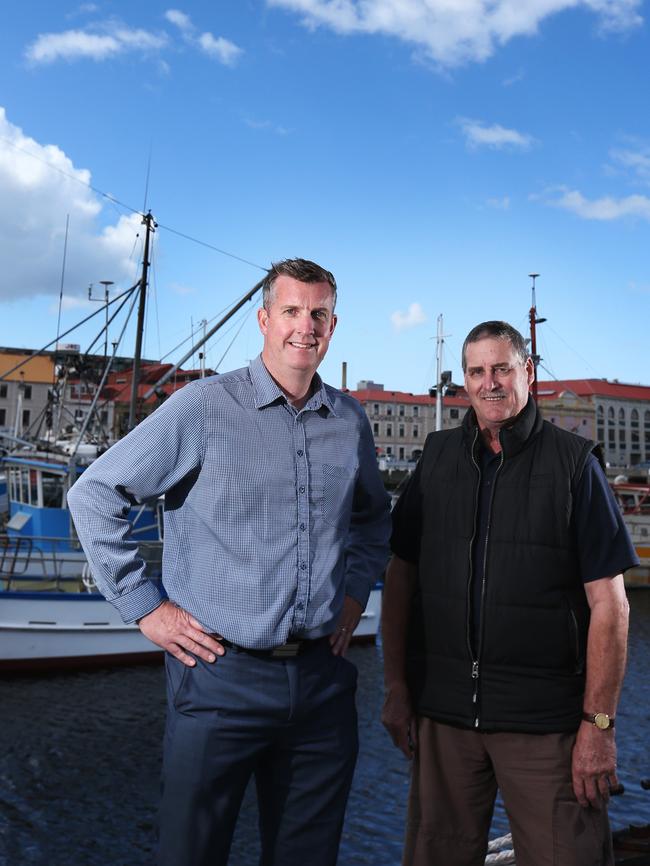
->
[582,712,615,729]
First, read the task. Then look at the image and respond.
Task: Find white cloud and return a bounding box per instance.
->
[486,195,511,209]
[24,12,242,68]
[25,25,167,64]
[610,145,650,185]
[164,8,243,65]
[244,117,290,135]
[502,69,525,86]
[169,282,196,296]
[0,107,142,302]
[267,0,642,67]
[543,187,650,220]
[198,32,243,65]
[391,302,427,331]
[164,9,194,33]
[458,117,536,150]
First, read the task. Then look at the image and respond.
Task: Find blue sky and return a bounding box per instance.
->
[1,0,649,393]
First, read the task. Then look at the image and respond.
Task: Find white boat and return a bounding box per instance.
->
[0,556,383,671]
[0,431,383,672]
[611,480,650,588]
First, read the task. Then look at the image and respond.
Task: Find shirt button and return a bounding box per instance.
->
[297,449,304,457]
[299,486,305,494]
[300,562,307,570]
[299,523,305,531]
[296,602,304,611]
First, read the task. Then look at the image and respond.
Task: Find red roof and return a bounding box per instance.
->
[347,388,470,408]
[351,378,650,406]
[536,379,650,401]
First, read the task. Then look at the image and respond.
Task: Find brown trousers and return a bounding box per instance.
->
[403,718,613,866]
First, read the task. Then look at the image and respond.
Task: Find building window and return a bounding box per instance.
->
[0,408,5,426]
[24,385,33,400]
[597,405,604,444]
[399,447,405,460]
[386,446,393,456]
[387,406,393,417]
[399,405,405,417]
[399,424,405,438]
[22,409,31,428]
[413,425,419,438]
[373,423,379,435]
[386,424,392,437]
[0,383,7,399]
[413,406,419,418]
[645,411,650,453]
[618,407,626,449]
[450,408,459,419]
[631,409,640,451]
[373,403,379,416]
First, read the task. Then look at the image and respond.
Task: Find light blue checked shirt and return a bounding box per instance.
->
[67,355,391,649]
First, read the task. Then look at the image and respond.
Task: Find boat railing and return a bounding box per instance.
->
[0,534,163,592]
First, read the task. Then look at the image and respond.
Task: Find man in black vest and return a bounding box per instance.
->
[382,321,636,866]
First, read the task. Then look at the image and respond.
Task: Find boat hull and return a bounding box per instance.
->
[0,585,383,672]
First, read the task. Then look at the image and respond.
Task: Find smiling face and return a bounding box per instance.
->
[257,274,337,392]
[464,337,534,436]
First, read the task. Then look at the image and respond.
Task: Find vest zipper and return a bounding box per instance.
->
[466,427,481,664]
[470,431,504,729]
[467,428,481,725]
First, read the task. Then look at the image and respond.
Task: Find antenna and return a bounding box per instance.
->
[528,273,546,402]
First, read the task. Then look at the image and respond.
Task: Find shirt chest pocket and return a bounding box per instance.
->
[317,462,358,530]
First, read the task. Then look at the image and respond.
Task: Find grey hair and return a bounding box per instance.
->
[461,321,529,372]
[261,258,337,311]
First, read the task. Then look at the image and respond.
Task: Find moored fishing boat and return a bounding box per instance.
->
[611,480,650,588]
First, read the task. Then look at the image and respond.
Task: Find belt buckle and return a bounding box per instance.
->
[270,641,301,658]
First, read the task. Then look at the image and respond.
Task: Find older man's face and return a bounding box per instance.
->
[464,337,534,433]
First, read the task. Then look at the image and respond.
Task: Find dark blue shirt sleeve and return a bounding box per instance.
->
[574,453,640,582]
[390,458,423,563]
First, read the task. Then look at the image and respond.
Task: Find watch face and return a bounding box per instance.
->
[594,713,610,730]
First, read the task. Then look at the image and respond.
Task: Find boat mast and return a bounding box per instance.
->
[528,273,546,402]
[128,211,156,431]
[435,314,443,432]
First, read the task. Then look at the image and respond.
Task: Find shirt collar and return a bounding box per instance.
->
[249,354,337,415]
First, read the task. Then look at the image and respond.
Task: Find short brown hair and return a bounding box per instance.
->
[461,321,529,372]
[262,258,337,311]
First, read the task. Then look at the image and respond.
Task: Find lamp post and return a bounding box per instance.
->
[88,280,114,360]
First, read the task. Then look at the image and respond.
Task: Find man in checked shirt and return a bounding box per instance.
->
[68,258,391,866]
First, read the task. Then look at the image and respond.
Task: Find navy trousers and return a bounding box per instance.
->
[158,640,359,866]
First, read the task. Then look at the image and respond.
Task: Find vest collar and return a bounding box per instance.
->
[463,395,542,459]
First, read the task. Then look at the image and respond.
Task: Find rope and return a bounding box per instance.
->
[485,833,515,864]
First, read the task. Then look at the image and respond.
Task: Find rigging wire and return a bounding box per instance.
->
[159,292,255,362]
[53,214,70,386]
[212,303,256,372]
[0,134,141,217]
[155,221,266,271]
[0,282,139,382]
[0,132,267,272]
[543,322,600,377]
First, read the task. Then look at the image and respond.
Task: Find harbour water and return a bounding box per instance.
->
[1,590,649,866]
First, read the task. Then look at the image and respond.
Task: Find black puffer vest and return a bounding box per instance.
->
[407,397,598,733]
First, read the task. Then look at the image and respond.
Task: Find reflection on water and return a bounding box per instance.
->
[1,592,648,866]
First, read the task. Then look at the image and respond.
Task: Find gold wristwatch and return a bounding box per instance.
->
[582,712,615,730]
